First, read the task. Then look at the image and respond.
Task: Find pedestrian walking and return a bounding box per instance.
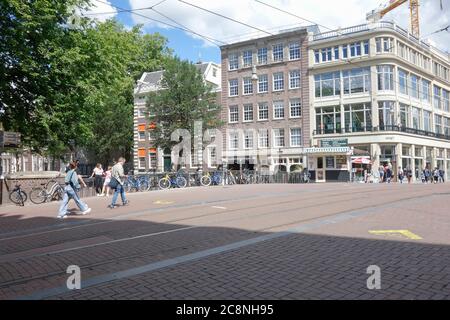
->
[433,168,439,184]
[398,166,404,184]
[378,165,385,183]
[108,157,129,209]
[405,166,412,184]
[424,168,431,183]
[439,168,445,183]
[57,161,91,219]
[90,163,104,196]
[385,166,392,183]
[102,166,112,197]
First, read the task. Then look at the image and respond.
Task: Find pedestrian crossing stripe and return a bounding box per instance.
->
[369,230,422,240]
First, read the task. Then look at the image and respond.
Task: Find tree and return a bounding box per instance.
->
[0,0,172,165]
[147,57,223,168]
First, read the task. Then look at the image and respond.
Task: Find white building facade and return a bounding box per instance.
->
[308,21,450,182]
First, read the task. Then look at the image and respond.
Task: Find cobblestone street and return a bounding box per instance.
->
[0,183,449,300]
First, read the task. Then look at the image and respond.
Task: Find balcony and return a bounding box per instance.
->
[313,125,450,141]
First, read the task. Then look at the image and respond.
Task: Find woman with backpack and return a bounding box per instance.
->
[58,161,91,219]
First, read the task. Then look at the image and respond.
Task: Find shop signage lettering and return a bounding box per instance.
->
[320,139,348,147]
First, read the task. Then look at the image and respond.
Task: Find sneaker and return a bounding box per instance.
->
[81,208,91,215]
[108,205,117,209]
[123,200,130,206]
[57,214,68,219]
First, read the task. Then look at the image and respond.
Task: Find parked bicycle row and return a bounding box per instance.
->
[5,169,311,206]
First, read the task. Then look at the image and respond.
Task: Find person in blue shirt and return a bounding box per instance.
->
[58,161,91,219]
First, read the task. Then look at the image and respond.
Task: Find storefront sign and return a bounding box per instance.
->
[320,139,348,148]
[305,147,351,154]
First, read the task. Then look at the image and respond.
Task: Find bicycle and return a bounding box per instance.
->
[30,179,64,204]
[200,171,222,186]
[123,175,149,192]
[6,178,28,206]
[158,171,188,190]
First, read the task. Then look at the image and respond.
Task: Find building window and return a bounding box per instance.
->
[138,131,146,140]
[435,114,442,134]
[258,129,269,148]
[290,128,302,147]
[243,77,253,95]
[342,45,348,58]
[321,47,332,62]
[378,101,395,128]
[229,105,239,123]
[258,102,269,121]
[244,130,254,149]
[398,68,408,95]
[376,37,394,53]
[377,65,394,91]
[421,79,430,103]
[139,157,146,169]
[410,74,419,99]
[289,42,301,60]
[334,46,339,60]
[363,40,369,55]
[349,42,361,57]
[344,103,372,132]
[208,147,217,166]
[258,47,267,64]
[289,99,301,118]
[424,110,432,132]
[258,74,268,93]
[243,104,253,122]
[273,43,284,62]
[273,101,285,119]
[229,79,238,96]
[399,103,410,128]
[314,50,320,63]
[443,89,449,112]
[434,85,442,110]
[314,72,340,97]
[343,68,370,94]
[273,128,285,147]
[229,132,239,149]
[242,50,253,67]
[412,107,421,130]
[273,72,284,91]
[315,106,341,134]
[137,108,146,118]
[444,117,450,136]
[289,70,300,89]
[229,53,238,70]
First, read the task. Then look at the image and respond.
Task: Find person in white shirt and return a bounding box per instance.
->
[90,163,104,196]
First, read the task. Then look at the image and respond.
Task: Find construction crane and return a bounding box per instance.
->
[366,0,420,38]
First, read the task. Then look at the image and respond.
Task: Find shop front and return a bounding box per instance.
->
[305,146,353,182]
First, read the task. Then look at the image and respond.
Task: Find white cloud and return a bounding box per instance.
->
[128,0,450,53]
[81,0,118,22]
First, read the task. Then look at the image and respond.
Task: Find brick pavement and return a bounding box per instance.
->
[0,183,449,300]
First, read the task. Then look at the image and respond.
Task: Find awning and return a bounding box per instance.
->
[352,157,371,164]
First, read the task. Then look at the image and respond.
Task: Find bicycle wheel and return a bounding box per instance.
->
[200,176,211,186]
[30,187,47,204]
[53,185,65,201]
[9,190,27,206]
[176,176,187,188]
[139,181,149,192]
[158,178,171,190]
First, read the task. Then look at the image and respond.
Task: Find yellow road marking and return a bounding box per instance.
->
[369,230,422,240]
[153,200,174,205]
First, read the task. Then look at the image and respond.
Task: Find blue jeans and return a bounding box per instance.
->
[58,185,88,217]
[111,184,127,206]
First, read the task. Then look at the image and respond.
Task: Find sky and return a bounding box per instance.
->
[82,0,450,64]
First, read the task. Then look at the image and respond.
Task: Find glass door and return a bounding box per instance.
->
[316,157,326,182]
